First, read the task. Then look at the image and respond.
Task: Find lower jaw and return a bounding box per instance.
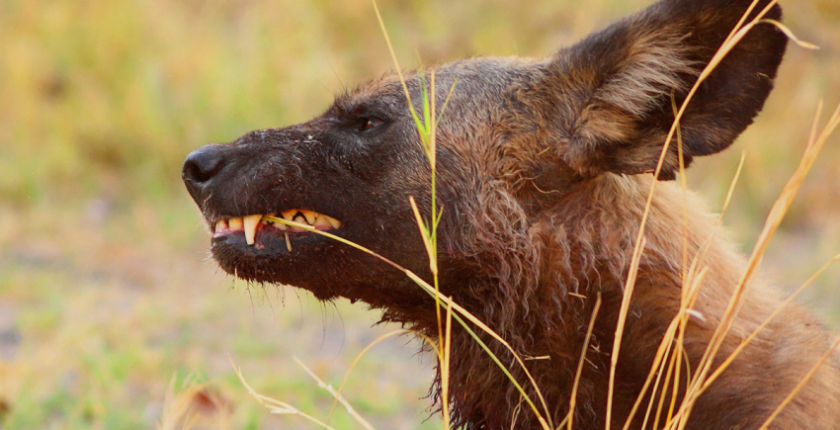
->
[211,228,332,251]
[208,235,345,296]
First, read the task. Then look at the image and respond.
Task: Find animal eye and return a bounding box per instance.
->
[360,117,384,131]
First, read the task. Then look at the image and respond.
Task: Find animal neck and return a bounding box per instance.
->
[423,173,747,429]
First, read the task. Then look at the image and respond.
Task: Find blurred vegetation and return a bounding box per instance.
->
[0,0,838,428]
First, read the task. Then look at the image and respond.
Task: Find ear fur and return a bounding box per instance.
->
[543,0,787,179]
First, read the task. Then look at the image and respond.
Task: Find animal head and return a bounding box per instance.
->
[183,0,786,322]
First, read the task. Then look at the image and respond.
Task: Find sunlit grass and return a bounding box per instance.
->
[253,3,840,429]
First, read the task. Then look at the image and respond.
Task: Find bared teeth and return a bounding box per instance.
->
[312,213,341,229]
[218,210,341,241]
[313,214,332,229]
[326,216,341,229]
[243,214,262,245]
[292,214,307,231]
[301,210,316,225]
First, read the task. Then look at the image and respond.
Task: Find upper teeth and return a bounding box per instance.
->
[214,210,342,246]
[243,214,261,245]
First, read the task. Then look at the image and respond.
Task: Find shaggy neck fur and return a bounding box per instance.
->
[422,173,754,429]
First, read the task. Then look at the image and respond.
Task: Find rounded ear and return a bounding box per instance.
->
[540,0,787,180]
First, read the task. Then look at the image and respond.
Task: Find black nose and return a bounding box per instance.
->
[183,144,225,183]
[183,144,226,201]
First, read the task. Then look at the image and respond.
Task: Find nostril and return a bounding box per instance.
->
[184,159,216,183]
[183,145,225,184]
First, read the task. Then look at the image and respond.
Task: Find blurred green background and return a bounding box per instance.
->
[0,0,838,429]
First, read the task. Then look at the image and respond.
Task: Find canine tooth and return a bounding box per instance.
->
[301,210,316,225]
[229,217,243,231]
[289,214,307,232]
[313,214,331,229]
[215,219,228,233]
[243,214,262,245]
[326,216,342,229]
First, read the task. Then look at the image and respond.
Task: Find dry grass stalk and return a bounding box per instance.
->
[294,357,377,430]
[604,1,832,429]
[664,99,840,430]
[372,1,554,426]
[265,212,555,429]
[230,355,344,430]
[564,292,602,430]
[604,1,783,423]
[757,337,840,430]
[325,329,409,426]
[234,1,836,428]
[157,376,204,430]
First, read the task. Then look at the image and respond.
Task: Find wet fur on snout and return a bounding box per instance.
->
[183,0,840,428]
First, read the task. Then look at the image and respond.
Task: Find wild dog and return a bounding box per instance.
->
[182,0,840,428]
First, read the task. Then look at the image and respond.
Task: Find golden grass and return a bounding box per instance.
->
[252,3,840,429]
[232,358,343,430]
[324,329,411,427]
[608,3,840,428]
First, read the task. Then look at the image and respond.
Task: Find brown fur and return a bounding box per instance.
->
[183,0,840,428]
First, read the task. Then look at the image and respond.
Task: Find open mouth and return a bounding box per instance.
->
[212,209,342,246]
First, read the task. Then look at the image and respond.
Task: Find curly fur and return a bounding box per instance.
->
[182,0,840,428]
